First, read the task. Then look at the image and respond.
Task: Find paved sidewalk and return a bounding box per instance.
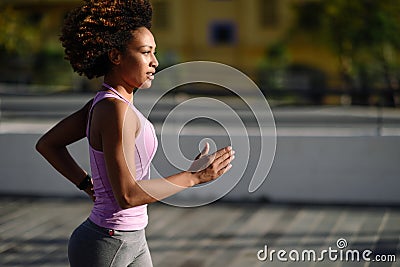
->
[0,197,399,267]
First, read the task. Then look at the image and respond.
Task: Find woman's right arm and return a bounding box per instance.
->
[36,99,94,199]
[97,99,234,209]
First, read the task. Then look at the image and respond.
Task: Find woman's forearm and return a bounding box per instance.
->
[118,146,233,209]
[116,171,197,209]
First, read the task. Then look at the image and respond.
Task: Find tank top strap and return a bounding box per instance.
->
[102,83,132,105]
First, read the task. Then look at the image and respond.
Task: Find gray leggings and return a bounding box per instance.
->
[68,219,153,267]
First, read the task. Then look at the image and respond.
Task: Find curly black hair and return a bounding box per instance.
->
[60,0,152,79]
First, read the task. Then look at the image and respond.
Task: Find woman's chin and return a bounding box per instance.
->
[139,80,153,90]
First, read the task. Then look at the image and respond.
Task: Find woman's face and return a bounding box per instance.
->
[117,27,159,89]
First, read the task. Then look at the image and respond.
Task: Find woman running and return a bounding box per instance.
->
[36,1,234,266]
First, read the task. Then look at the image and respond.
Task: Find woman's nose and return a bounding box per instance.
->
[151,54,159,69]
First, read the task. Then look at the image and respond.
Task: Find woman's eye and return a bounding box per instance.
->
[142,51,156,56]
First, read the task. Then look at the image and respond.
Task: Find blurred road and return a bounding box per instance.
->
[1,93,400,136]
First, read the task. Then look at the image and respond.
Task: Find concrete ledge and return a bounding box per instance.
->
[229,135,400,204]
[0,134,90,197]
[0,133,399,204]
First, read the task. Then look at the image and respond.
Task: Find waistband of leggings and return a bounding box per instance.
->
[86,218,140,234]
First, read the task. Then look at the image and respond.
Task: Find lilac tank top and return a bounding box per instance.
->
[86,87,158,231]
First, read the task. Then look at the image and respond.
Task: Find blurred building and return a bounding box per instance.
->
[1,0,340,101]
[152,0,335,71]
[151,0,338,104]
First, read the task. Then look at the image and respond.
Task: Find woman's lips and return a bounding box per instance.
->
[147,72,155,80]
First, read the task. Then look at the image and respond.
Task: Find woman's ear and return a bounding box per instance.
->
[108,48,122,65]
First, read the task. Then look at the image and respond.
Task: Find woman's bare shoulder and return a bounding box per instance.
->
[92,97,139,130]
[93,97,128,116]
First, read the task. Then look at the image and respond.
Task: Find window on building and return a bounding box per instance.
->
[209,21,236,45]
[153,0,169,30]
[259,0,280,28]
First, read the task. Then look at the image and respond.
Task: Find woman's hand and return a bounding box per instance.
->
[189,143,235,185]
[83,185,96,202]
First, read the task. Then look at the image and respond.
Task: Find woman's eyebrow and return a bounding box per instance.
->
[138,45,155,49]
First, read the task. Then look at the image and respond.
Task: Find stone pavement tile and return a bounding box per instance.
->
[366,209,400,267]
[148,203,247,267]
[0,198,91,267]
[216,205,284,267]
[0,197,399,267]
[226,205,289,267]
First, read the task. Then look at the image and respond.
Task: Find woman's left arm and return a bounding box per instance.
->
[36,99,94,199]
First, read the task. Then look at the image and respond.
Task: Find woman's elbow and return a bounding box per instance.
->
[35,135,53,157]
[117,196,132,209]
[35,136,47,155]
[117,193,145,210]
[118,203,133,210]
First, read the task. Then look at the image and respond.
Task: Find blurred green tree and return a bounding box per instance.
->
[0,5,73,88]
[294,0,400,107]
[0,6,41,54]
[258,41,290,91]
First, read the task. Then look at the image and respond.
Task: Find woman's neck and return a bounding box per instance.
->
[103,77,135,102]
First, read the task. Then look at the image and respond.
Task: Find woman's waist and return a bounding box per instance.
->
[92,197,147,212]
[89,204,148,231]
